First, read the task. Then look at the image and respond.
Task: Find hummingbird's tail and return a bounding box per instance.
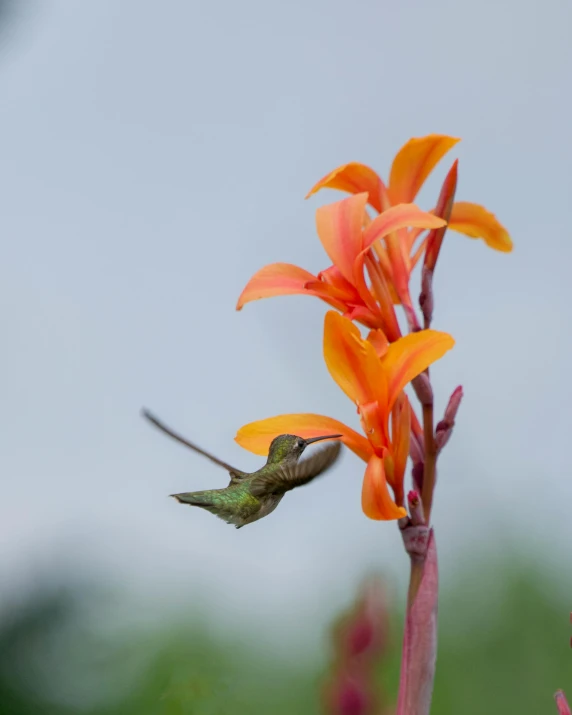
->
[171,491,214,508]
[171,489,238,526]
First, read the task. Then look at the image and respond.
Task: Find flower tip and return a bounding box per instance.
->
[446,385,464,416]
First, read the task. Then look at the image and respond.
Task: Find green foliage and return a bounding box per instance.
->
[0,558,569,714]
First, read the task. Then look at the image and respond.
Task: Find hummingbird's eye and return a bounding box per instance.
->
[297,439,305,449]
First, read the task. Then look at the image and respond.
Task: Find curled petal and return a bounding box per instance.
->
[236,263,346,311]
[389,135,460,204]
[362,204,446,253]
[237,263,316,307]
[306,162,387,213]
[383,331,455,411]
[449,201,513,252]
[235,413,373,462]
[323,311,387,408]
[362,455,407,520]
[316,193,369,283]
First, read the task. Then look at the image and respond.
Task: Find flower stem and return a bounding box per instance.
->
[396,529,438,715]
[420,402,436,524]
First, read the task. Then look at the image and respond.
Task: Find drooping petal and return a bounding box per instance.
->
[389,135,460,204]
[306,162,387,213]
[235,413,373,462]
[315,193,369,283]
[236,263,346,311]
[449,201,513,252]
[362,454,407,520]
[323,311,387,408]
[236,263,316,307]
[383,330,455,411]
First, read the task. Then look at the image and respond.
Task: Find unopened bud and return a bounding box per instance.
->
[412,373,433,407]
[435,385,463,452]
[419,268,434,327]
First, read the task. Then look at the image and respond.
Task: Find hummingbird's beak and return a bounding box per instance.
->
[304,434,343,445]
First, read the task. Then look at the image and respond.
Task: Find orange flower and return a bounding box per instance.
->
[235,312,454,520]
[307,134,512,251]
[306,134,512,329]
[236,196,445,339]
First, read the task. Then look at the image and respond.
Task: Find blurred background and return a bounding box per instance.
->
[0,0,571,712]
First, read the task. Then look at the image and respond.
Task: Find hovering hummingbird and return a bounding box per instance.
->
[142,409,342,528]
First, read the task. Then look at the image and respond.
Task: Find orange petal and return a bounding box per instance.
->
[383,330,455,410]
[357,205,445,323]
[315,193,369,283]
[306,162,387,213]
[361,204,446,253]
[342,305,384,330]
[363,255,402,341]
[362,454,407,520]
[317,265,362,302]
[236,263,346,311]
[449,202,513,252]
[367,329,389,358]
[389,135,460,204]
[235,413,373,462]
[390,394,410,506]
[323,311,387,408]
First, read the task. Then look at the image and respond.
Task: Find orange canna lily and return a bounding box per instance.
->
[237,196,445,339]
[307,133,512,252]
[305,134,512,330]
[235,312,455,520]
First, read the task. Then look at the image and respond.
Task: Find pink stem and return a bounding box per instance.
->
[396,529,438,715]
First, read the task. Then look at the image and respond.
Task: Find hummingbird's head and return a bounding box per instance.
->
[266,433,342,464]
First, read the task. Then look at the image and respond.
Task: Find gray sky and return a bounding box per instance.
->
[1,0,570,645]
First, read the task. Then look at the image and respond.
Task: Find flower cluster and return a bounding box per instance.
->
[235,134,510,521]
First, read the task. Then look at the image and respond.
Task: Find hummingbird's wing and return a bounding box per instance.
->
[249,441,342,496]
[142,409,247,479]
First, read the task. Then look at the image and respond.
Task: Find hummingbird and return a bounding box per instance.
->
[142,409,342,528]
